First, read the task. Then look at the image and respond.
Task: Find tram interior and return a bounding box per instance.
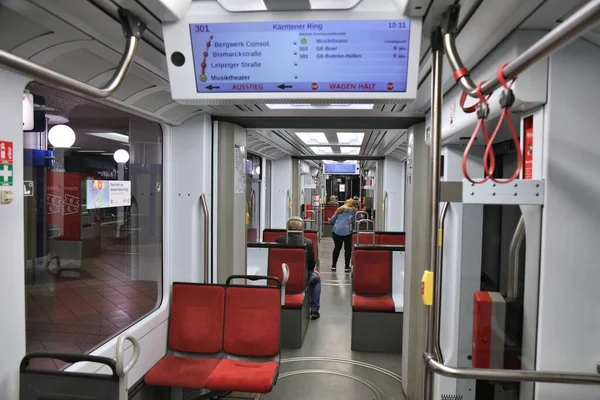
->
[1,0,600,400]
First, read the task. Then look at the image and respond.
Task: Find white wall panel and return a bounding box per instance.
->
[0,67,30,400]
[271,156,293,229]
[170,114,213,283]
[383,157,406,231]
[535,38,600,400]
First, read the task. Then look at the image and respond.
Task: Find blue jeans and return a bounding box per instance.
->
[308,272,321,311]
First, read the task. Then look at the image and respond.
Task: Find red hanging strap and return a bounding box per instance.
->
[461,82,495,184]
[485,63,524,183]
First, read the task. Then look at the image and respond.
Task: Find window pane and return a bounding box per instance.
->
[23,83,163,370]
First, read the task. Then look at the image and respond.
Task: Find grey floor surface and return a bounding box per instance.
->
[225,239,406,400]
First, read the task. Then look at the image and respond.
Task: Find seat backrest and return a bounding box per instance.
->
[356,232,377,245]
[322,205,337,221]
[223,285,281,357]
[303,231,318,263]
[353,249,392,296]
[268,246,306,292]
[168,283,225,354]
[263,229,284,243]
[378,232,406,246]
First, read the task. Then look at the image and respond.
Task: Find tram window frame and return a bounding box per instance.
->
[23,83,164,368]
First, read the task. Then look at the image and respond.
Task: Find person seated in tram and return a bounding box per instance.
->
[328,194,338,204]
[275,217,321,320]
[328,199,357,273]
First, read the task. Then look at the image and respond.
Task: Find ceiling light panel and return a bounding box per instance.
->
[311,146,333,154]
[340,147,360,155]
[265,104,374,110]
[295,132,328,145]
[336,132,364,145]
[85,132,129,143]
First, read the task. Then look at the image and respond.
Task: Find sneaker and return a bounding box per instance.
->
[331,265,336,271]
[345,266,351,273]
[310,310,320,320]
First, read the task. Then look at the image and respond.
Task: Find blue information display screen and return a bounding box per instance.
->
[189,20,411,93]
[323,163,358,174]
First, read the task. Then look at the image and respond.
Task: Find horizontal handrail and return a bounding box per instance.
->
[0,9,145,98]
[425,353,600,385]
[444,0,600,98]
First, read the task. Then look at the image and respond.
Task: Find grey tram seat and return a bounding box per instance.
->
[20,353,120,399]
[20,334,140,400]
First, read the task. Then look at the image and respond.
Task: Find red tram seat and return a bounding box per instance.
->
[206,282,280,393]
[268,246,307,309]
[262,229,319,266]
[262,230,280,243]
[303,231,319,265]
[352,249,395,312]
[144,284,224,388]
[145,277,281,395]
[378,232,405,246]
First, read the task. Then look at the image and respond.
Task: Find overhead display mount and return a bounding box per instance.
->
[162,0,422,105]
[323,163,359,175]
[190,20,411,94]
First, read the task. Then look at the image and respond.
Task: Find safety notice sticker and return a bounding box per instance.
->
[0,141,14,165]
[0,164,13,187]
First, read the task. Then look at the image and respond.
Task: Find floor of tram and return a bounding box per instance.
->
[224,238,405,400]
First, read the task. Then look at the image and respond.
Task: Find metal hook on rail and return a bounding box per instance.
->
[0,9,146,99]
[442,1,600,98]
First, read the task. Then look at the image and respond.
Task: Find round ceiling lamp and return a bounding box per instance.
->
[113,149,130,163]
[48,124,76,148]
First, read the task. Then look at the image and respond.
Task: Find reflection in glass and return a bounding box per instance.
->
[23,84,163,370]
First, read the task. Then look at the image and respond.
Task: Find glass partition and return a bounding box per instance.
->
[23,83,163,370]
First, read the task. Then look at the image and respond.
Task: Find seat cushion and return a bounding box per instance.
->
[283,293,304,309]
[206,359,279,394]
[352,295,395,312]
[144,356,220,389]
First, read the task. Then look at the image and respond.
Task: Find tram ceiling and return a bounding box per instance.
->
[244,128,409,161]
[214,116,424,130]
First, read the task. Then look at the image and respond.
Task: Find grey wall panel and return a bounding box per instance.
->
[401,123,428,398]
[215,121,247,282]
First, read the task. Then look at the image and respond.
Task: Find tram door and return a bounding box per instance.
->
[477,143,528,400]
[246,153,262,243]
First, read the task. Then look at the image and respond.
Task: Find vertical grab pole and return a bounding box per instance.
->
[200,194,210,283]
[382,191,389,231]
[435,202,450,363]
[507,215,526,300]
[424,26,444,400]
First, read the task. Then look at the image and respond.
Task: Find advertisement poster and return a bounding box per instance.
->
[47,172,80,241]
[86,180,109,209]
[109,181,131,206]
[86,180,131,209]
